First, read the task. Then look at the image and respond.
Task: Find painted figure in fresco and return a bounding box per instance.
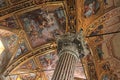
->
[84,0,100,18]
[15,42,28,58]
[29,19,39,41]
[38,24,44,37]
[45,53,53,66]
[42,12,54,28]
[23,18,31,32]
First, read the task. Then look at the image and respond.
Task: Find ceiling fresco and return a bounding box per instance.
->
[0,0,120,80]
[19,6,66,48]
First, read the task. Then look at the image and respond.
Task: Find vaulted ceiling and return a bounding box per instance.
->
[0,0,120,80]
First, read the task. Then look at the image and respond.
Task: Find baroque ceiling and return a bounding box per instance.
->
[0,0,120,80]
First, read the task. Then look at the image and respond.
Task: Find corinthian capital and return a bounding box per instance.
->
[56,30,89,59]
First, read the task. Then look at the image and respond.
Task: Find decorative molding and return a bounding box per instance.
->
[0,0,34,17]
[65,0,77,32]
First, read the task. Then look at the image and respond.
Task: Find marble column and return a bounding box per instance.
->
[52,33,80,80]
